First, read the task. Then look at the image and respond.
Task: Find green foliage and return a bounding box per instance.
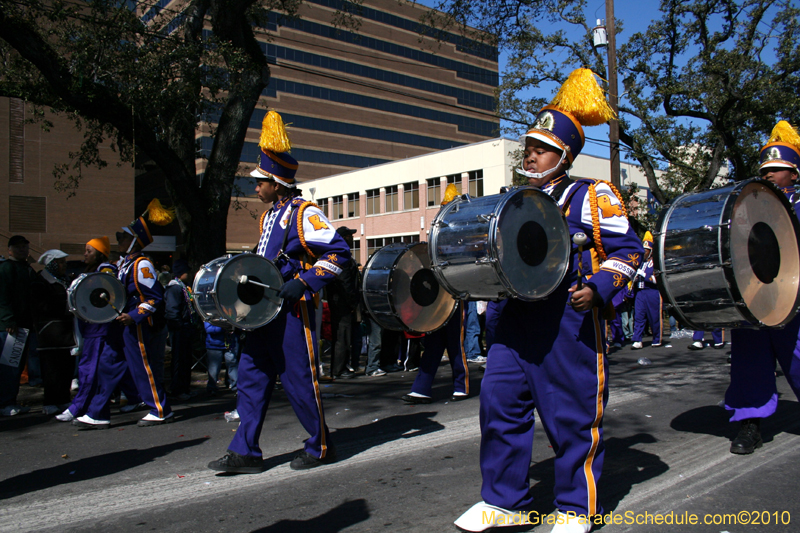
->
[421,0,800,206]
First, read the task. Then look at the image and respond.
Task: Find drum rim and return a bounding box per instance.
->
[362,242,456,334]
[655,178,800,329]
[194,253,283,331]
[494,187,570,301]
[430,186,570,301]
[68,271,127,324]
[721,179,800,327]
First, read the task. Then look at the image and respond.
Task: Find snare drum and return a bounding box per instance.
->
[67,272,127,323]
[655,178,800,329]
[192,253,283,330]
[430,187,570,301]
[362,242,456,334]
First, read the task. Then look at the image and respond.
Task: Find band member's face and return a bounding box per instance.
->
[8,243,29,261]
[117,233,134,254]
[85,244,101,267]
[255,180,279,204]
[760,166,798,189]
[523,138,565,188]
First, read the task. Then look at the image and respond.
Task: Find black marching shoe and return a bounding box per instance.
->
[208,451,265,474]
[402,394,432,404]
[730,418,762,455]
[290,447,337,470]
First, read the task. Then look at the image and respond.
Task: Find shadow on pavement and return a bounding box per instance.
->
[524,433,669,521]
[670,398,800,444]
[250,498,370,532]
[0,437,209,500]
[329,411,445,461]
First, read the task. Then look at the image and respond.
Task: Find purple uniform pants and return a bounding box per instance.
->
[228,300,331,460]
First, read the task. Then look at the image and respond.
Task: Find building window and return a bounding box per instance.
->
[446,173,462,193]
[366,188,380,215]
[352,238,361,266]
[426,178,441,207]
[385,185,399,212]
[348,193,359,218]
[367,234,420,260]
[403,182,419,210]
[468,169,484,197]
[332,195,344,219]
[317,198,329,218]
[9,196,46,233]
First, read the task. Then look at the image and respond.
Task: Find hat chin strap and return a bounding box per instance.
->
[514,150,568,181]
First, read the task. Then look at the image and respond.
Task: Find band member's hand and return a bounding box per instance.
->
[116,313,135,326]
[278,278,307,304]
[6,326,17,335]
[569,285,596,312]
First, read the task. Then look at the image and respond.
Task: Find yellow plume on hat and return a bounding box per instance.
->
[258,111,292,153]
[550,69,616,126]
[144,198,175,226]
[768,121,800,149]
[442,183,459,205]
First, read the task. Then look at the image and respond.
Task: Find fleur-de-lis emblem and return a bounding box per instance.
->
[315,267,325,276]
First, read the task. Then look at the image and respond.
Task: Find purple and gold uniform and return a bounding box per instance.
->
[407,301,468,400]
[67,261,119,418]
[228,195,351,461]
[630,242,664,347]
[724,121,800,454]
[456,70,643,532]
[479,176,642,517]
[84,252,170,422]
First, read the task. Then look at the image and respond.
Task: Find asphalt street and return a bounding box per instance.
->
[2,338,800,533]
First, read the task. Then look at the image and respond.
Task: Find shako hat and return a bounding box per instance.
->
[250,111,298,188]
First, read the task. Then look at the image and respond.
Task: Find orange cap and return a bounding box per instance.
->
[86,236,111,258]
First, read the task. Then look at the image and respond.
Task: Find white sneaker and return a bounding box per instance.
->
[73,414,110,429]
[468,356,487,364]
[551,511,592,533]
[56,409,75,422]
[454,501,525,532]
[42,405,60,415]
[631,341,643,350]
[0,405,20,416]
[71,378,79,391]
[138,412,174,426]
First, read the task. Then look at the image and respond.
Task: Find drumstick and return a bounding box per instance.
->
[99,292,123,316]
[238,275,282,294]
[572,232,588,291]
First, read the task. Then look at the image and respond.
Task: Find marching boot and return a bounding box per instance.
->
[730,418,762,454]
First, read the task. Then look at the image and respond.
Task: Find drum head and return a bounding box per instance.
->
[495,188,571,300]
[69,272,126,323]
[390,243,456,333]
[213,254,283,330]
[727,180,800,326]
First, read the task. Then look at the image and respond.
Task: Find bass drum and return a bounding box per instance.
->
[430,187,570,301]
[67,272,127,324]
[193,253,283,330]
[655,178,800,329]
[362,242,456,334]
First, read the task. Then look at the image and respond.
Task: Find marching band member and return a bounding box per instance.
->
[208,112,351,474]
[629,232,668,349]
[455,69,643,533]
[73,203,174,428]
[56,237,117,422]
[402,185,470,405]
[725,120,800,454]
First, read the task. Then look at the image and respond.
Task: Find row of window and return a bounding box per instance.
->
[312,171,483,218]
[249,110,468,152]
[305,0,497,61]
[274,14,498,86]
[264,78,499,137]
[366,234,420,260]
[268,44,495,112]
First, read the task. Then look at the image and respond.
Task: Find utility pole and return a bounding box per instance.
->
[606,0,621,188]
